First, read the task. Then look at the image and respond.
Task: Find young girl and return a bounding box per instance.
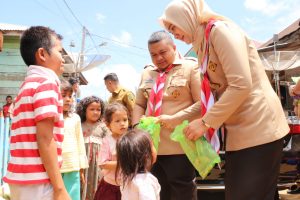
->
[60,81,89,200]
[77,96,110,200]
[94,103,129,200]
[116,130,160,200]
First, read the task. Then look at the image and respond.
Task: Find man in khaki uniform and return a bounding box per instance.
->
[132,31,201,200]
[104,72,135,126]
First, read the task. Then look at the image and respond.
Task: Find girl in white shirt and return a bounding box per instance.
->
[116,130,161,200]
[60,80,88,200]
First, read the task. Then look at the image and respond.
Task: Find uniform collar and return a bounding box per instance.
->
[150,58,183,72]
[112,86,122,95]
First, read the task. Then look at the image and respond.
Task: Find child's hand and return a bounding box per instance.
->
[289,85,296,96]
[53,188,71,200]
[296,105,300,119]
[80,169,85,184]
[151,143,157,164]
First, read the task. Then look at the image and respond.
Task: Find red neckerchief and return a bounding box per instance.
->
[200,19,220,152]
[148,64,174,116]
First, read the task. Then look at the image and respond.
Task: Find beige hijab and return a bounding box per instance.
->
[160,0,227,58]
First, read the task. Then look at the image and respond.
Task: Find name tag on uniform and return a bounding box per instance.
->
[144,79,154,84]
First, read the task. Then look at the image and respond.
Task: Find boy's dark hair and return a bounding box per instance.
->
[20,26,63,66]
[116,129,154,186]
[76,96,105,122]
[103,102,128,124]
[68,77,79,86]
[6,95,12,100]
[148,30,173,45]
[60,80,73,116]
[104,73,119,83]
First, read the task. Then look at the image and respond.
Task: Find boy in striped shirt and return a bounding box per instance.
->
[3,26,70,200]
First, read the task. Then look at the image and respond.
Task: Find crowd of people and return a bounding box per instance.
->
[1,0,292,200]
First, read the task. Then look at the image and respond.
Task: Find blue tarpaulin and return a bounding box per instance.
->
[0,117,10,185]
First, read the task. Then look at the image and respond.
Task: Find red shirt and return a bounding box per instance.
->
[2,103,11,118]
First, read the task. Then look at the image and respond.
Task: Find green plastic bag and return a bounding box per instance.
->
[170,120,221,179]
[137,117,161,151]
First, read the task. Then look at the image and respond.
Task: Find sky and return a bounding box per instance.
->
[1,0,300,101]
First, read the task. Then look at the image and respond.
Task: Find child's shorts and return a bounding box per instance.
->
[62,171,80,200]
[94,178,121,200]
[9,183,53,200]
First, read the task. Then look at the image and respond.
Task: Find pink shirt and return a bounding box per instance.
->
[98,134,119,185]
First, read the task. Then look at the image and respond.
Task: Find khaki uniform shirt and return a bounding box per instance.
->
[108,87,135,125]
[201,22,289,151]
[134,59,201,155]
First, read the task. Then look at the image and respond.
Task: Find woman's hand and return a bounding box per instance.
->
[184,118,209,141]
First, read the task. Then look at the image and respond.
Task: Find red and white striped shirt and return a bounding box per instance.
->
[3,65,64,184]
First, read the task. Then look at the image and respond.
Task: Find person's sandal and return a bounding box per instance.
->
[287,181,300,194]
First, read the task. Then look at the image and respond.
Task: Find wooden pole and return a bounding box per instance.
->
[0,31,3,52]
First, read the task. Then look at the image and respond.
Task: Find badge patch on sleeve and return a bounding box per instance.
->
[127,92,135,102]
[144,79,154,84]
[210,82,221,90]
[208,61,217,72]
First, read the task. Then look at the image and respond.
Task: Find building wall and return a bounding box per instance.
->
[0,35,26,106]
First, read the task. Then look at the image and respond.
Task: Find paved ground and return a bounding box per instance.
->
[198,190,224,200]
[279,189,300,200]
[197,189,300,200]
[2,184,299,199]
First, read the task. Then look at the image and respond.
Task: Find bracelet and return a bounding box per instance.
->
[201,119,211,129]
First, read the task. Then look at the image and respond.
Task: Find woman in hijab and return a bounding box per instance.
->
[160,0,289,199]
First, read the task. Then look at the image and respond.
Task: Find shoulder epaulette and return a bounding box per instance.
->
[144,63,155,69]
[184,57,198,62]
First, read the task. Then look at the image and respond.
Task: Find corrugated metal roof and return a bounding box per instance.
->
[0,23,89,84]
[260,18,300,48]
[0,23,28,31]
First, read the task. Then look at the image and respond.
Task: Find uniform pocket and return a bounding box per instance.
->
[167,76,187,99]
[141,83,153,99]
[170,78,187,86]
